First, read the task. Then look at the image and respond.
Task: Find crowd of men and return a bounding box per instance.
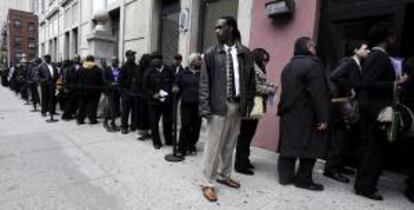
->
[0,16,414,204]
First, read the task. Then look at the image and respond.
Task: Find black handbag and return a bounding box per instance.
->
[331,97,360,125]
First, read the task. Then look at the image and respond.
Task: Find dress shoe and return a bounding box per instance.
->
[121,129,128,134]
[323,171,350,183]
[201,186,217,202]
[110,125,120,132]
[153,144,162,150]
[89,120,99,125]
[247,162,255,169]
[279,179,295,186]
[77,120,85,125]
[103,121,110,129]
[340,168,356,175]
[186,147,197,156]
[355,190,383,201]
[106,127,118,133]
[295,182,324,191]
[216,178,240,189]
[138,133,151,141]
[62,117,71,121]
[405,190,414,203]
[235,167,254,175]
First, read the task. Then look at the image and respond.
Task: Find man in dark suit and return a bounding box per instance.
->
[397,58,414,203]
[199,17,256,202]
[37,54,59,119]
[27,58,42,111]
[119,50,139,134]
[172,54,184,76]
[355,24,409,201]
[324,40,369,183]
[143,52,175,149]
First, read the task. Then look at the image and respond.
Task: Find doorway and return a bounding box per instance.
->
[318,0,414,173]
[109,8,120,59]
[72,28,78,56]
[64,32,70,60]
[159,0,180,65]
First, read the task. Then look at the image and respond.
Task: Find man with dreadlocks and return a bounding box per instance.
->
[199,16,256,202]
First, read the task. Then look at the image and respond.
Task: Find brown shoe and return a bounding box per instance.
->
[217,178,241,189]
[201,186,218,202]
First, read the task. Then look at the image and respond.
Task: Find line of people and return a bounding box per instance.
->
[1,16,414,205]
[1,51,202,154]
[277,23,414,203]
[197,17,414,204]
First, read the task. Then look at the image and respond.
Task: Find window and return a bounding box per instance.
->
[14,36,22,49]
[14,20,22,29]
[27,23,37,36]
[28,53,37,60]
[14,53,22,63]
[28,23,36,33]
[41,0,45,13]
[28,37,37,51]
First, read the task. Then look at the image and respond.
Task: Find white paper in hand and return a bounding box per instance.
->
[159,90,169,102]
[159,90,169,97]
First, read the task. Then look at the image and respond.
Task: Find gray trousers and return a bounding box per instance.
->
[201,102,241,187]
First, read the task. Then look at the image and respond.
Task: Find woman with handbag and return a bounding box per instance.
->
[324,40,370,183]
[234,48,277,175]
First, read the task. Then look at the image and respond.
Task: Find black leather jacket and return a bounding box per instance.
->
[199,42,256,117]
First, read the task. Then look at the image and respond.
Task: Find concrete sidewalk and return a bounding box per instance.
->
[0,86,412,210]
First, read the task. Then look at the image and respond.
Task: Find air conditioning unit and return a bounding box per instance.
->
[265,0,295,17]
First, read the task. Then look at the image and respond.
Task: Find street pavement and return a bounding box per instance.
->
[0,86,413,210]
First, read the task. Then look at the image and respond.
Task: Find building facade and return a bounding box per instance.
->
[3,9,38,66]
[34,0,317,151]
[0,0,35,65]
[0,0,34,28]
[249,0,321,151]
[33,0,414,158]
[34,0,253,64]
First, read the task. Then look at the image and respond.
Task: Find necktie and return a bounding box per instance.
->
[226,48,235,98]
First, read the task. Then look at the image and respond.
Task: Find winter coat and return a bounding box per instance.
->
[278,55,330,158]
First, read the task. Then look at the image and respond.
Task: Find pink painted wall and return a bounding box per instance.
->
[249,0,321,151]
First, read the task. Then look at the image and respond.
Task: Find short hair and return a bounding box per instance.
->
[174,54,183,61]
[86,55,95,62]
[345,40,367,56]
[218,16,241,41]
[367,23,394,47]
[138,54,151,69]
[188,53,201,65]
[294,37,313,56]
[150,51,163,60]
[63,59,73,66]
[43,54,51,59]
